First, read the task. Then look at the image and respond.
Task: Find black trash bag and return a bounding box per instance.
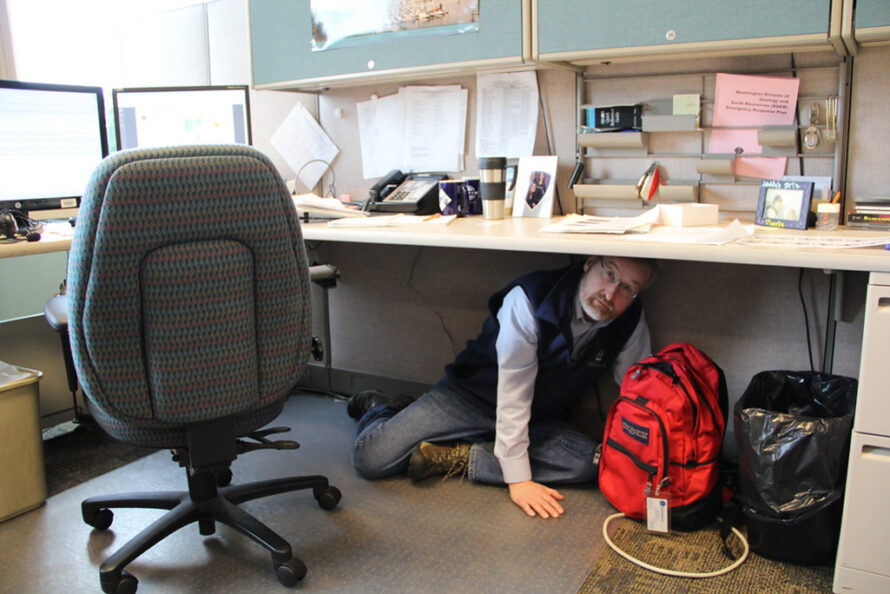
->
[734,370,857,564]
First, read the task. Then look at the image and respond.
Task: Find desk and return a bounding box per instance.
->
[301,217,890,273]
[6,216,890,272]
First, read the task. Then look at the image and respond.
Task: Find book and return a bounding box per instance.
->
[848,212,890,223]
[585,105,643,131]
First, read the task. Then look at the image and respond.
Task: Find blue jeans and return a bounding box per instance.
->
[351,379,599,485]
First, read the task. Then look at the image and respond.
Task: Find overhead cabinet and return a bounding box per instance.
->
[248,0,531,91]
[850,0,890,46]
[534,0,841,64]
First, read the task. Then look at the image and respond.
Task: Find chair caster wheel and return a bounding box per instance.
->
[314,486,341,511]
[85,508,114,530]
[276,557,307,586]
[101,569,138,594]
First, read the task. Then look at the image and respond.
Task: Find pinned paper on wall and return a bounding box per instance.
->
[271,102,340,191]
[356,93,404,179]
[708,73,800,179]
[475,71,538,158]
[357,85,468,178]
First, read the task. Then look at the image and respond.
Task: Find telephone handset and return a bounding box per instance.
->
[367,170,446,215]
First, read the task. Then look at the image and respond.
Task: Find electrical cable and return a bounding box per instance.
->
[295,158,336,197]
[798,268,816,372]
[406,246,457,356]
[823,271,837,373]
[602,513,749,578]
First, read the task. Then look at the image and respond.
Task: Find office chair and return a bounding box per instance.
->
[67,144,341,593]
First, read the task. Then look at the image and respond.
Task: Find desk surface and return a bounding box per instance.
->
[5,216,890,273]
[301,217,890,273]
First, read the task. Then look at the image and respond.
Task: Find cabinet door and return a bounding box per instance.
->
[854,0,890,45]
[537,0,832,61]
[249,0,528,90]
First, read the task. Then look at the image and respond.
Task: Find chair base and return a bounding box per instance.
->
[82,468,341,593]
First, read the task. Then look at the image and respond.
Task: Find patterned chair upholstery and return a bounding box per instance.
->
[68,145,340,593]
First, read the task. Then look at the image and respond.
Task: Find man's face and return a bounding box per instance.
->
[579,256,652,322]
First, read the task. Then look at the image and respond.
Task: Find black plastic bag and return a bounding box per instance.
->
[733,370,857,564]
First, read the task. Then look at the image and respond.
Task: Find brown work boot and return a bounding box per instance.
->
[407,441,471,481]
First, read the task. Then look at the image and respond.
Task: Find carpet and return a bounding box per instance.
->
[579,516,834,593]
[42,420,154,496]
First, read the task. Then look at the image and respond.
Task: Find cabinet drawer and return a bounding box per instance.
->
[835,432,890,586]
[854,282,890,436]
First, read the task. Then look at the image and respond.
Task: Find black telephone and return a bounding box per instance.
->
[366,170,446,215]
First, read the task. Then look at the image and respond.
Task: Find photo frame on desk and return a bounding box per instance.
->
[755,179,813,230]
[512,156,558,218]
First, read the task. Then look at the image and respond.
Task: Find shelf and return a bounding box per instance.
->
[574,180,699,204]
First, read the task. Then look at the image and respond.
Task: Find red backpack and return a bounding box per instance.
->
[598,343,728,531]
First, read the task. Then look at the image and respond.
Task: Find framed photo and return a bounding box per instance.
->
[755,179,814,230]
[781,175,833,212]
[512,156,558,218]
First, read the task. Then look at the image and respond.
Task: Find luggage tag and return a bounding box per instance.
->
[645,477,672,533]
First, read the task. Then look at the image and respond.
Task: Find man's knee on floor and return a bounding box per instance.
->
[350,444,396,479]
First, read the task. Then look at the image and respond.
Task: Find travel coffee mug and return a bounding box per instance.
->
[478,156,507,220]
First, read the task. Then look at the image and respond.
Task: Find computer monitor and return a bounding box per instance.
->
[112,85,252,150]
[0,79,109,216]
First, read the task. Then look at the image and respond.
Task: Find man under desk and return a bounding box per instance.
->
[347,254,656,518]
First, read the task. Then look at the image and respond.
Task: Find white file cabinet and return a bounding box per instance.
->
[834,272,890,592]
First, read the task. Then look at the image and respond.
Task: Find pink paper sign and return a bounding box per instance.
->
[712,73,800,127]
[709,73,800,179]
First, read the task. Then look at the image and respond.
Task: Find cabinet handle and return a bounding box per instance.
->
[878,297,890,310]
[862,445,890,460]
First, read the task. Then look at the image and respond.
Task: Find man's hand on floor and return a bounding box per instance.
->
[508,480,565,519]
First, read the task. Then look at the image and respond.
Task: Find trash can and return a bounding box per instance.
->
[734,370,857,565]
[0,362,46,522]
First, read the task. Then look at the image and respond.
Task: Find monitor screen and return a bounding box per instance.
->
[0,79,109,215]
[113,85,252,150]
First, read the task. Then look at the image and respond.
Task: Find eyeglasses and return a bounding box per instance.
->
[597,258,639,301]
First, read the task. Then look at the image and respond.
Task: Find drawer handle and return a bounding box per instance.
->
[862,445,890,459]
[878,297,890,309]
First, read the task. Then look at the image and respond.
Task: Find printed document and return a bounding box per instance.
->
[357,85,468,177]
[475,71,538,158]
[357,93,404,179]
[271,102,339,191]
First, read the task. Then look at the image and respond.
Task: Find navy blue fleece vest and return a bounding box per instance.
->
[444,262,642,420]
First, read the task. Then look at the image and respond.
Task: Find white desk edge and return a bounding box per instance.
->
[300,217,890,274]
[5,216,890,274]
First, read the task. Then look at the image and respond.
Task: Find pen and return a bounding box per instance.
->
[422,213,440,222]
[820,191,842,228]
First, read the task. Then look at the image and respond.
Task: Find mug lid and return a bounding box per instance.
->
[478,156,506,169]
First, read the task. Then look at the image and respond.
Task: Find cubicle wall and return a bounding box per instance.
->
[7,42,889,429]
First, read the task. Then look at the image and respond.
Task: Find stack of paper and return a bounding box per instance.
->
[293,194,368,219]
[540,210,661,234]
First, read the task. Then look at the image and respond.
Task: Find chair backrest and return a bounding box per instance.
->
[67,145,311,447]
